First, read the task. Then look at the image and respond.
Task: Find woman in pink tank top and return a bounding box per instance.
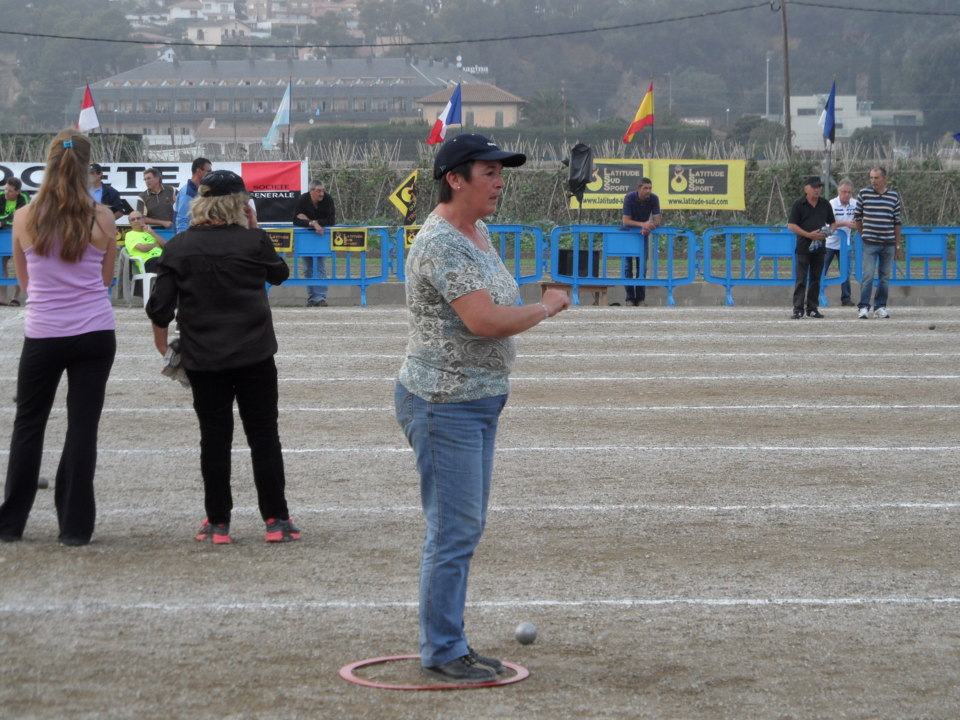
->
[0,130,117,546]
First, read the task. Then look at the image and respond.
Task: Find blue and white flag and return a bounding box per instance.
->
[262,82,291,151]
[818,80,836,146]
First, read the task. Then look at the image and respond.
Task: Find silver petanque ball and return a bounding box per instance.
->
[515,621,537,645]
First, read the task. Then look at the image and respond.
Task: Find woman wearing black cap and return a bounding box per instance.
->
[395,134,570,683]
[146,170,300,545]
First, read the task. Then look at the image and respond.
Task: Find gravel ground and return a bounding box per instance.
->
[1,304,958,720]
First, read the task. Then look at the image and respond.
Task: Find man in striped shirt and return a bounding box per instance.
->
[854,167,902,319]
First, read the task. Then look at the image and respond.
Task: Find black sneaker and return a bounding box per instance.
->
[422,654,498,683]
[467,646,505,674]
[791,310,803,319]
[806,309,824,318]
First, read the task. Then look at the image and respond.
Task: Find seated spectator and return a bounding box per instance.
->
[0,177,28,306]
[123,211,165,273]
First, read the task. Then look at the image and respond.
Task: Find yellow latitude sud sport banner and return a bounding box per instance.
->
[570,159,746,211]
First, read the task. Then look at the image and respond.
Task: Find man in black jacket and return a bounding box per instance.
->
[88,163,125,219]
[786,176,835,319]
[292,179,336,307]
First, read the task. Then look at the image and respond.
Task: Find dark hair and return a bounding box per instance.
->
[638,177,652,187]
[5,177,22,191]
[437,161,474,204]
[191,157,212,174]
[89,163,104,175]
[144,167,161,178]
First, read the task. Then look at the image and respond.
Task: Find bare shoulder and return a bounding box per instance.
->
[91,204,118,250]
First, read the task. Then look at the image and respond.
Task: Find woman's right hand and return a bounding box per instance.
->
[541,288,571,317]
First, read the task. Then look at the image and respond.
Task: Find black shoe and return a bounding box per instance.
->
[467,646,505,674]
[791,310,803,319]
[841,300,855,307]
[0,533,22,543]
[806,309,824,318]
[422,654,498,683]
[58,536,90,547]
[318,299,328,307]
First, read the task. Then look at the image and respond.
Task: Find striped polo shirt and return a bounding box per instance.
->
[854,186,902,245]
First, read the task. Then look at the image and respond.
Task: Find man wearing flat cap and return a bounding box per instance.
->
[786,176,835,319]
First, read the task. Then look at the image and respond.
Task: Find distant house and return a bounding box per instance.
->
[185,19,254,45]
[790,93,924,151]
[418,82,525,129]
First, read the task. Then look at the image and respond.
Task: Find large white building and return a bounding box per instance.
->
[790,92,924,151]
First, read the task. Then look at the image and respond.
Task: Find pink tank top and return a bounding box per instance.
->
[24,238,115,338]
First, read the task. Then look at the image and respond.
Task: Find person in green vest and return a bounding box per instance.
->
[123,210,166,273]
[1,177,28,306]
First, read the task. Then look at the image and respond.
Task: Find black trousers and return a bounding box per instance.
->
[0,330,116,543]
[185,356,289,525]
[793,251,825,312]
[624,235,649,303]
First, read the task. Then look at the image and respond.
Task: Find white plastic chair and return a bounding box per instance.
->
[118,247,157,308]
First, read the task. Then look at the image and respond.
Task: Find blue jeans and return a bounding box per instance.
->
[822,247,851,303]
[394,382,508,667]
[859,242,895,310]
[301,257,328,302]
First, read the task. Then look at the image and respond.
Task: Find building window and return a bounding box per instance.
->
[465,111,475,125]
[797,108,817,116]
[495,111,504,127]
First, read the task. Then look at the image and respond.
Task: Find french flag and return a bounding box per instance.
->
[426,83,462,145]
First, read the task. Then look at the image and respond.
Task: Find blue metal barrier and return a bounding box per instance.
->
[282,226,392,307]
[393,224,546,300]
[893,226,960,284]
[702,226,797,305]
[0,228,18,286]
[546,225,697,306]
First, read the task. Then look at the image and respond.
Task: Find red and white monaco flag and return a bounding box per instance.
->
[77,85,100,133]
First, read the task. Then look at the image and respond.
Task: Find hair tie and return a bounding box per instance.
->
[63,140,73,148]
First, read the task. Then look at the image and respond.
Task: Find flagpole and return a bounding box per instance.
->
[285,74,293,159]
[649,76,655,157]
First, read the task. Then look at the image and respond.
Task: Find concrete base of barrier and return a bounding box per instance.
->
[252,281,960,308]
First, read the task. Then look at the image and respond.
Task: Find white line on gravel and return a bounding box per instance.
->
[2,597,959,614]
[41,444,960,455]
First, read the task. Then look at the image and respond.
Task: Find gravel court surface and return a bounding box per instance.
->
[0,304,959,719]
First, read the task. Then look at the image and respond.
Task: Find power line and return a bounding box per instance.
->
[790,1,960,16]
[0,2,771,51]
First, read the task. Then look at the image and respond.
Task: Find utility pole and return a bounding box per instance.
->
[780,0,793,156]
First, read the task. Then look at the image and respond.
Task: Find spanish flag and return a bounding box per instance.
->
[622,83,654,144]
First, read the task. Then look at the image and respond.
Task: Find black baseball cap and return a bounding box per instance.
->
[433,133,526,179]
[805,176,823,188]
[89,163,104,174]
[199,169,247,196]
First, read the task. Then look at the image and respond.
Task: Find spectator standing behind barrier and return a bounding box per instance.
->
[395,134,570,684]
[173,157,212,233]
[123,210,165,273]
[823,179,858,307]
[0,130,117,546]
[786,176,835,319]
[137,167,176,229]
[88,163,124,220]
[620,178,660,306]
[292,179,335,307]
[1,177,29,306]
[854,167,902,319]
[146,170,300,546]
